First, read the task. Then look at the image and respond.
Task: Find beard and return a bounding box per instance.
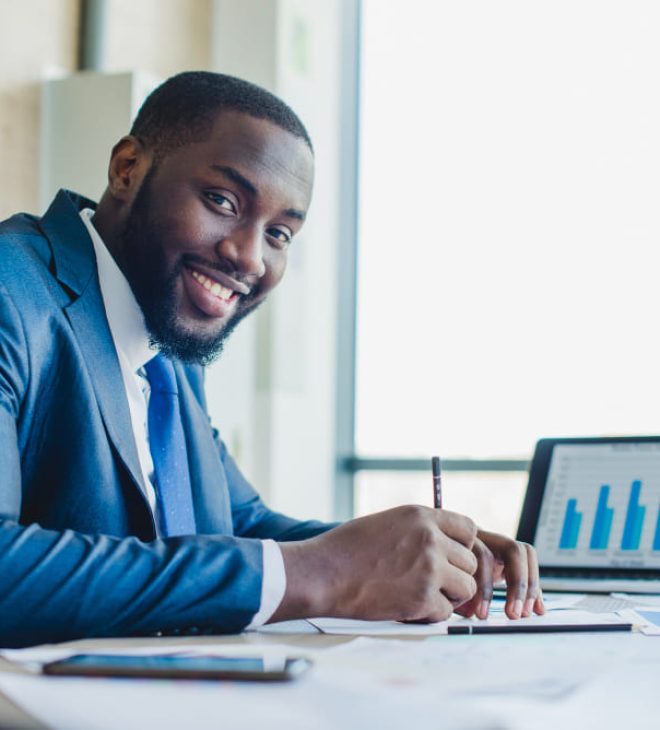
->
[118,169,261,365]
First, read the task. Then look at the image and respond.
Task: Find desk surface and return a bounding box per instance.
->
[0,630,351,730]
[0,627,657,730]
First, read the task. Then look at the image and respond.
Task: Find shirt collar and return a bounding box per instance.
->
[80,208,155,373]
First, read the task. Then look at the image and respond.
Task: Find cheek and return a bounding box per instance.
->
[155,199,216,251]
[262,252,288,292]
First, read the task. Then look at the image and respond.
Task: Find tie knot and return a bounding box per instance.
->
[144,354,178,395]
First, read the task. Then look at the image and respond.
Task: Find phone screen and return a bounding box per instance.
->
[43,654,312,681]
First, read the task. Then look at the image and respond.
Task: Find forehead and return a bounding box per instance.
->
[159,111,314,210]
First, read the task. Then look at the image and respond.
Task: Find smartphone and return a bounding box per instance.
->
[42,653,312,681]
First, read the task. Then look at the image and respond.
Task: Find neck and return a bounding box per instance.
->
[92,192,126,267]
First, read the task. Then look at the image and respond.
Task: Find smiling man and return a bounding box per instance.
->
[0,72,542,647]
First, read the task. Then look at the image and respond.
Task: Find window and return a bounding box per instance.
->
[352,0,660,534]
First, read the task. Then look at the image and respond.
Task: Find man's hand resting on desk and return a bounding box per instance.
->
[270,506,544,625]
[454,530,545,621]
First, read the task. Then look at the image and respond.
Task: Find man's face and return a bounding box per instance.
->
[117,111,314,364]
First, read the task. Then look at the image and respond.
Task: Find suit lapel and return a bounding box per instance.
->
[64,292,147,498]
[41,190,148,502]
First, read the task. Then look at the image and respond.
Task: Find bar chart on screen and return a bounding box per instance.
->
[536,443,660,568]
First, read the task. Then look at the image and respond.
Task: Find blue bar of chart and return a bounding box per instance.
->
[589,485,614,550]
[621,479,646,550]
[559,499,582,549]
[654,507,660,551]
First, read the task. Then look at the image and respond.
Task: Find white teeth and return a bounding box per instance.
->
[190,269,234,301]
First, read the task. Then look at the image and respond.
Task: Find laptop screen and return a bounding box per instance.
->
[533,441,660,569]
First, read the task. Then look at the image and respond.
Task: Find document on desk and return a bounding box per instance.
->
[628,607,660,635]
[307,609,632,636]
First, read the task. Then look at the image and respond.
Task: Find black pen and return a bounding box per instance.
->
[447,622,632,635]
[432,456,442,509]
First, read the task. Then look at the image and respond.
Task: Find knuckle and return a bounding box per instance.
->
[465,517,478,541]
[419,543,439,572]
[524,542,538,562]
[404,504,429,523]
[476,541,494,564]
[468,551,479,574]
[417,528,441,562]
[456,573,477,600]
[513,541,528,561]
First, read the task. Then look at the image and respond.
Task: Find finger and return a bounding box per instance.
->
[434,510,478,549]
[472,538,495,619]
[522,543,541,617]
[454,538,495,619]
[425,591,455,624]
[445,538,479,575]
[440,563,478,608]
[501,541,528,619]
[534,591,545,615]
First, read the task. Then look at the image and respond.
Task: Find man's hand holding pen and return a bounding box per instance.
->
[271,503,544,625]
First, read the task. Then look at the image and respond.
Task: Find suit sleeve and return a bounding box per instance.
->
[0,290,265,648]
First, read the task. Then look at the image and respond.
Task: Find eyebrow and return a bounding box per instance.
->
[209,164,306,222]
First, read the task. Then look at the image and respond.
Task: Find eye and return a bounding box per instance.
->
[267,226,293,248]
[204,192,237,214]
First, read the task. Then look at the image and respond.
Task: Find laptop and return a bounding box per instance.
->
[517,436,660,593]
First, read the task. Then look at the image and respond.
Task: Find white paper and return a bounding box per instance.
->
[625,607,660,635]
[308,609,630,636]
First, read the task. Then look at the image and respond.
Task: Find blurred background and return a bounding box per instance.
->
[2,0,659,535]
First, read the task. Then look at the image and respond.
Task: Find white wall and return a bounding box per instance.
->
[0,0,79,219]
[207,0,343,521]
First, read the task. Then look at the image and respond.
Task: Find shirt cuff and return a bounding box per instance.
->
[245,539,286,629]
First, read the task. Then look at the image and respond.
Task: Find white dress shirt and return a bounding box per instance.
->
[79,208,285,628]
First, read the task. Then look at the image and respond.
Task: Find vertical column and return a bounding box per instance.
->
[559,498,582,549]
[621,479,645,550]
[590,485,614,550]
[653,504,660,551]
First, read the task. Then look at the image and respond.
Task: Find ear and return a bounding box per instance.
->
[106,135,151,203]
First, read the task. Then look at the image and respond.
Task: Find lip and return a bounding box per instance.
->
[184,261,251,296]
[182,266,239,319]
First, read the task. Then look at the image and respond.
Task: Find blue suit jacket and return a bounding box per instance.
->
[0,190,331,648]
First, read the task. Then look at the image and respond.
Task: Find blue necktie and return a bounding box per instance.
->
[144,354,196,537]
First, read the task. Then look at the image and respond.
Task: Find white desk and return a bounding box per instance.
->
[0,626,657,730]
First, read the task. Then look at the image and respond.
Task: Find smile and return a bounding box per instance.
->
[189,268,236,301]
[182,266,243,319]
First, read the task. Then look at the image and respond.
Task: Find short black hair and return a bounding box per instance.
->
[130,71,313,159]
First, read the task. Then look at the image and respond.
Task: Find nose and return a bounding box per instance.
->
[216,223,266,279]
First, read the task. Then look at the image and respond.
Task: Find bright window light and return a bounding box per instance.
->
[354,1,660,529]
[356,0,660,464]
